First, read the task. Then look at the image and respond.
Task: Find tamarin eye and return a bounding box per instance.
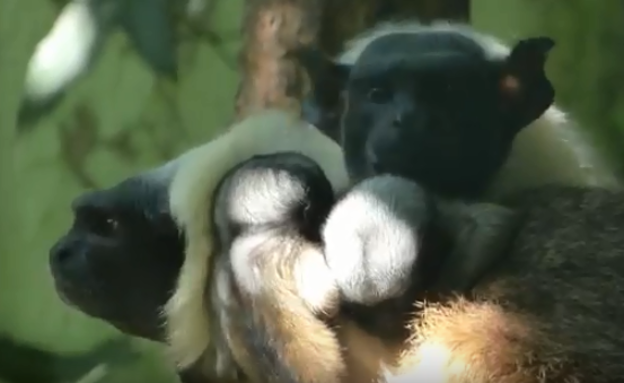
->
[90,214,121,238]
[367,87,392,104]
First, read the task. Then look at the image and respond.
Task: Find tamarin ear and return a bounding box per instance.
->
[498,37,556,133]
[293,46,352,111]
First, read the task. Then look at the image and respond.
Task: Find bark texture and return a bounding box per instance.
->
[234,0,470,119]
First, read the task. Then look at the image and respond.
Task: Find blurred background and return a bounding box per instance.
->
[1,0,623,382]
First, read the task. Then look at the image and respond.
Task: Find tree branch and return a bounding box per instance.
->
[235,0,325,118]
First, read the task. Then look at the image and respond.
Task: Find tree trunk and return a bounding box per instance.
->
[234,0,470,119]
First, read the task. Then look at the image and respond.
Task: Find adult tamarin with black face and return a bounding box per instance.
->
[296,22,557,339]
[49,110,353,383]
[299,20,624,383]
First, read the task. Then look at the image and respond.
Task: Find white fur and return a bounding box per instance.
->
[381,343,462,383]
[294,246,339,315]
[228,232,268,298]
[336,20,621,197]
[323,194,418,305]
[225,168,307,227]
[141,156,183,185]
[164,109,350,369]
[322,175,425,305]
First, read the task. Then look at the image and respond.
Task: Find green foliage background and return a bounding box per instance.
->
[0,0,622,382]
[476,0,624,172]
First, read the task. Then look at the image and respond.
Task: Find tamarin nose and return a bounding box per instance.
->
[50,240,72,265]
[392,100,421,128]
[393,109,422,128]
[393,113,404,127]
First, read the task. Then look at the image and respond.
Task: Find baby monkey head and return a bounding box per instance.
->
[298,32,556,198]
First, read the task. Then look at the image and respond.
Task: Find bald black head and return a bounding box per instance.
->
[49,174,183,341]
[298,27,555,199]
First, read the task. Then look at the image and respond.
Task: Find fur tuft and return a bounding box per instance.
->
[163,109,350,370]
[336,20,620,199]
[384,294,571,383]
